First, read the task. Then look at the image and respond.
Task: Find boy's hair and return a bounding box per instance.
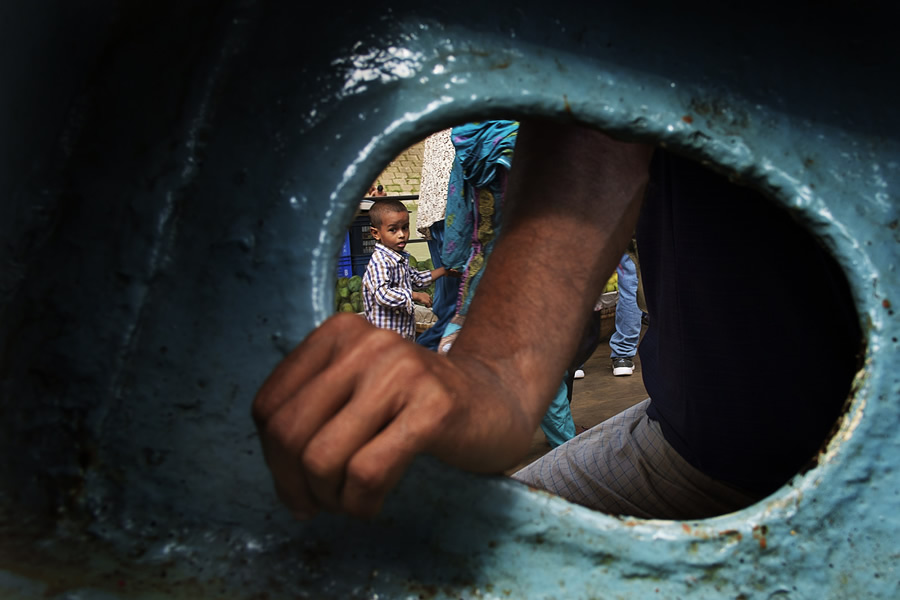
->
[368,198,408,227]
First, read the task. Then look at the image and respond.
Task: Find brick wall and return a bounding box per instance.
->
[371,139,425,195]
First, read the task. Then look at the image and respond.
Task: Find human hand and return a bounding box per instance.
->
[412,291,432,307]
[252,313,537,520]
[430,266,461,280]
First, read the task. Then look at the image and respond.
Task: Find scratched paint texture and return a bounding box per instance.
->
[0,1,897,598]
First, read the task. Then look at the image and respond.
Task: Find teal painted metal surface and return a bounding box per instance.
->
[0,1,897,598]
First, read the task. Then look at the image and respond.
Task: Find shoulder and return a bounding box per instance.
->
[366,248,401,277]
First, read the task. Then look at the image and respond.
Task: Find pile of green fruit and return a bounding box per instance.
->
[334,255,438,313]
[335,274,363,313]
[406,254,433,272]
[407,255,436,303]
[603,271,618,292]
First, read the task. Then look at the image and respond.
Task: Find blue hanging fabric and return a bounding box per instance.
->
[440,120,518,315]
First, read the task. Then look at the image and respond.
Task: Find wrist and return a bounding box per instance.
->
[431,352,538,468]
[448,332,550,434]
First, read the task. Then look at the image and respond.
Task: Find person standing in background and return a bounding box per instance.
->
[609,240,642,376]
[414,128,460,351]
[362,199,451,340]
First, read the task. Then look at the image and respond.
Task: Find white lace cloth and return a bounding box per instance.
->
[415,128,455,238]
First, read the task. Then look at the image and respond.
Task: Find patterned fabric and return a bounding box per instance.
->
[362,243,433,340]
[415,128,455,238]
[512,399,759,519]
[413,220,460,351]
[441,156,471,269]
[441,120,518,315]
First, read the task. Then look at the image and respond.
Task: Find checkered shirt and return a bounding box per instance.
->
[362,243,432,340]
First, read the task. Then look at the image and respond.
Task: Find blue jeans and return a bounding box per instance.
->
[416,220,460,351]
[610,253,641,359]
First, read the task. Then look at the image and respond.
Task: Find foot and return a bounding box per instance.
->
[611,357,635,376]
[573,369,585,379]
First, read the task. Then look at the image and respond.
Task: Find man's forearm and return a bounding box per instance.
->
[450,120,653,430]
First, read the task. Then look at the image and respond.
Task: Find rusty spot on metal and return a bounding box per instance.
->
[563,94,572,116]
[719,529,743,542]
[752,525,768,550]
[682,523,691,534]
[406,582,439,599]
[493,61,510,69]
[682,115,693,124]
[687,97,750,131]
[883,299,892,309]
[691,100,710,115]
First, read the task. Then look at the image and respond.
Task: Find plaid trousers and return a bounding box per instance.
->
[512,398,759,520]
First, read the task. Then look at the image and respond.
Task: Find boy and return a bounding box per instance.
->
[362,198,451,340]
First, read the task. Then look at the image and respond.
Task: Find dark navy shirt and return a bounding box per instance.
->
[637,150,861,496]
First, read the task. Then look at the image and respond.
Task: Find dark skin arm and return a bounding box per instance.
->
[252,121,653,519]
[429,266,461,280]
[411,291,432,307]
[412,267,458,306]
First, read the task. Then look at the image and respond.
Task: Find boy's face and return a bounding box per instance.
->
[371,210,410,254]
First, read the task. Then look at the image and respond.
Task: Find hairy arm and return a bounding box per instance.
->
[448,121,652,442]
[252,120,653,519]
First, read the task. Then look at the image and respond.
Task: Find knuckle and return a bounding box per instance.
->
[428,394,455,425]
[391,353,420,376]
[345,459,387,498]
[256,408,282,440]
[257,413,296,459]
[250,391,273,427]
[391,348,432,380]
[404,388,456,450]
[366,326,401,347]
[301,440,336,480]
[309,313,356,342]
[330,311,367,331]
[414,403,451,442]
